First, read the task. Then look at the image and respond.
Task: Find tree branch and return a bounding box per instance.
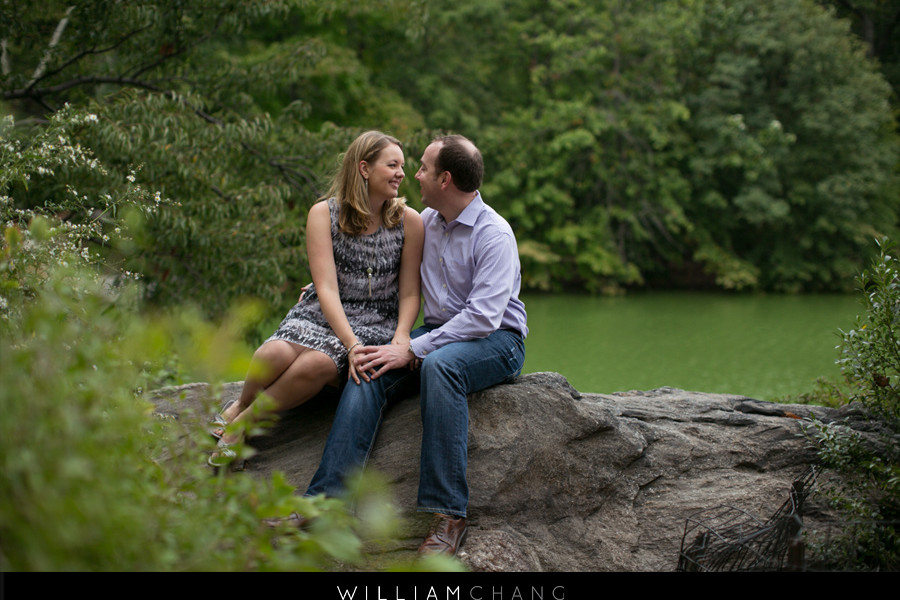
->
[1,39,9,76]
[27,6,75,88]
[4,75,165,100]
[23,22,155,96]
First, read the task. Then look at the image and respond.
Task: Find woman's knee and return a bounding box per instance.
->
[287,350,339,386]
[255,340,297,363]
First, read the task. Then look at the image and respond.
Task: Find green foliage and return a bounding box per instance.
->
[4,0,899,303]
[1,106,306,570]
[0,102,449,573]
[798,239,900,570]
[0,228,360,571]
[474,0,899,293]
[0,221,455,570]
[838,239,900,422]
[80,89,327,316]
[818,0,900,103]
[803,417,900,570]
[481,0,694,292]
[1,106,156,328]
[681,0,900,293]
[352,0,900,294]
[0,261,462,571]
[1,0,428,320]
[784,376,852,409]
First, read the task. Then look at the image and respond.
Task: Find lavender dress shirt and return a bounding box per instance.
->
[409,193,528,358]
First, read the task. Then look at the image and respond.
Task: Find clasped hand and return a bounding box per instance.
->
[348,341,417,384]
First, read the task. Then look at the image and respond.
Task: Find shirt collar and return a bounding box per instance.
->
[452,191,483,227]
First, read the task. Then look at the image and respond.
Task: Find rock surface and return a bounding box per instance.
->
[150,372,856,572]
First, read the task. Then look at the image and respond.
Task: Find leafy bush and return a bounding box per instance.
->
[1,105,155,310]
[1,225,370,570]
[800,239,900,570]
[803,416,900,570]
[0,107,442,572]
[838,239,900,423]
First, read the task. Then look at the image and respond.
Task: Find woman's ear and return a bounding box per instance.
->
[359,160,370,180]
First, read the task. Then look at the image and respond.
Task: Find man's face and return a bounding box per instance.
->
[415,143,443,209]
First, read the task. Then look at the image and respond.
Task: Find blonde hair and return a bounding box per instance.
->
[324,130,407,236]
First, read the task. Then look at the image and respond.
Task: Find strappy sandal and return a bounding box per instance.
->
[209,414,228,440]
[209,399,235,440]
[208,439,238,468]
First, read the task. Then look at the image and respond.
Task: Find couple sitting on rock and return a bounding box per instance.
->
[210,130,528,557]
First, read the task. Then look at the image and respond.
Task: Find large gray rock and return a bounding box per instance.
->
[150,372,852,571]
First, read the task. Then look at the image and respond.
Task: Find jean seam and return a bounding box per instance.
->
[360,399,387,468]
[360,369,418,466]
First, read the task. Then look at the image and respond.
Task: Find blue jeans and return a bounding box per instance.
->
[305,325,525,518]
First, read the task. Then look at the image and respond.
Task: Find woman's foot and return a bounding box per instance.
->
[209,414,227,440]
[208,438,243,470]
[209,399,236,440]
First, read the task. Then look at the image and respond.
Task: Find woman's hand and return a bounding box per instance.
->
[347,342,364,385]
[298,283,311,302]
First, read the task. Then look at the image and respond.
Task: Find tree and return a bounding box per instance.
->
[680,0,900,291]
[467,0,689,292]
[3,0,897,302]
[370,0,900,293]
[818,0,900,101]
[0,0,424,318]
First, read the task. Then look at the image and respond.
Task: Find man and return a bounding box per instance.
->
[305,134,528,556]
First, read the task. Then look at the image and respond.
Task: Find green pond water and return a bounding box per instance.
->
[519,292,864,401]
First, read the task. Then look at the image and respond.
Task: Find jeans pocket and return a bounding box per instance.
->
[504,337,525,381]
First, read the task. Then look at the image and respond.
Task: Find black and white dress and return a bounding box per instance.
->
[266,198,406,371]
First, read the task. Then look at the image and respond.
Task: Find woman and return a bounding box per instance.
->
[210,131,424,467]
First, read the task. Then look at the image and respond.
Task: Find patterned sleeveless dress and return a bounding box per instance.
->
[266,198,406,371]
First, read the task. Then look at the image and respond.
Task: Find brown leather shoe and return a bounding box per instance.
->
[417,513,467,556]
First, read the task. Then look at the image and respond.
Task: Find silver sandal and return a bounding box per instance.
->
[209,399,235,440]
[208,439,238,468]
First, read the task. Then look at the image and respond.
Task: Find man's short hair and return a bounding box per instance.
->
[434,134,483,193]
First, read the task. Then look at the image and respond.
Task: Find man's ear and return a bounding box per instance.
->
[440,171,452,189]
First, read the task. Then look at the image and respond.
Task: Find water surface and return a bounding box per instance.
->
[520,292,862,401]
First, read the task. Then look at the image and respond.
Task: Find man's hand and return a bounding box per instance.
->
[352,343,416,382]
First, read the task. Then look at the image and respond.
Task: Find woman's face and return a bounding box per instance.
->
[362,143,405,203]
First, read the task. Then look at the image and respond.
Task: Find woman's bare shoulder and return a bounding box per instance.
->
[306,200,334,235]
[308,199,330,214]
[403,204,423,222]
